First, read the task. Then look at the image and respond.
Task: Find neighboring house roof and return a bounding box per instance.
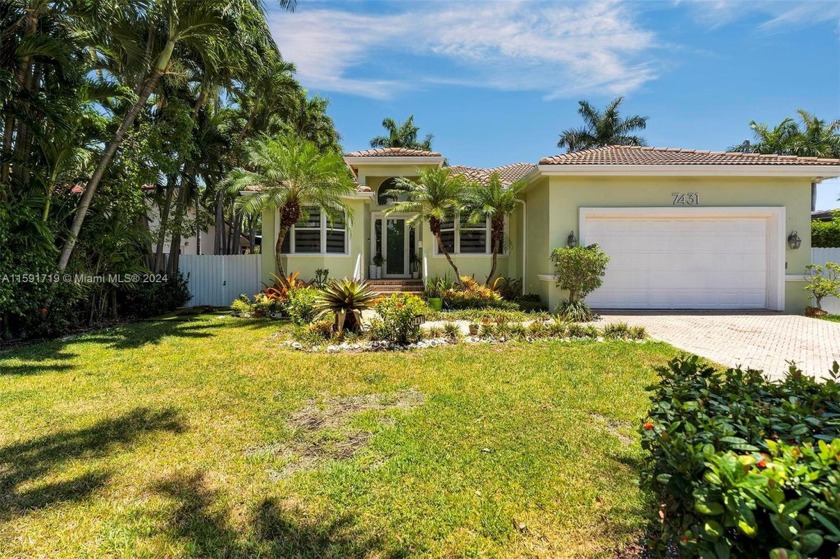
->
[812,209,839,221]
[344,147,442,157]
[539,145,840,166]
[449,163,536,185]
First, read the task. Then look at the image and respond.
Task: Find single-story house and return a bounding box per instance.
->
[260,145,840,313]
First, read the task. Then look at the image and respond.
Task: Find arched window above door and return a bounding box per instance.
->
[376,177,409,206]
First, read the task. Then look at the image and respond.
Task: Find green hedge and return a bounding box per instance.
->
[640,357,840,558]
[812,216,840,248]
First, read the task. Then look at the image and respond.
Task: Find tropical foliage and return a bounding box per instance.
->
[551,244,610,321]
[0,0,338,340]
[557,97,648,152]
[641,356,840,558]
[730,109,840,158]
[313,278,378,335]
[463,172,526,285]
[804,262,840,310]
[812,213,840,247]
[370,115,433,151]
[225,134,355,276]
[388,167,467,282]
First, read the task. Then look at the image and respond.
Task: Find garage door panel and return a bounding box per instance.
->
[585,215,769,310]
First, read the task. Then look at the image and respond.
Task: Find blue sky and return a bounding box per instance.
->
[269,0,840,209]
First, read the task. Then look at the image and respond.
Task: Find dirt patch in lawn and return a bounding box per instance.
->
[255,388,425,479]
[588,412,634,447]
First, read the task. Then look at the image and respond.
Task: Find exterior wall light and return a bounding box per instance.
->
[567,231,578,248]
[787,230,802,250]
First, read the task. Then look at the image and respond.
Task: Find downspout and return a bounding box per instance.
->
[515,199,526,296]
[811,181,818,212]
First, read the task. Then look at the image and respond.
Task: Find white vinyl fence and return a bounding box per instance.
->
[811,248,840,314]
[179,254,262,307]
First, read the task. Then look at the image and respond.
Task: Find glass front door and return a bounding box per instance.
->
[384,218,407,277]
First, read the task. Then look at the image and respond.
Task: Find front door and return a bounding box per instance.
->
[384,217,408,277]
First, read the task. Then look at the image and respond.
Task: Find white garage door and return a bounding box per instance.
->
[583,212,771,310]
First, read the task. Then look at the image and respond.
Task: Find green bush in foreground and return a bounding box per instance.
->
[372,294,428,344]
[641,357,840,558]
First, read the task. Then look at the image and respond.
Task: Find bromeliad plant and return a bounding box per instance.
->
[313,278,379,336]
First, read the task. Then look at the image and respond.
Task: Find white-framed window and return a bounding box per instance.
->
[281,207,348,254]
[435,213,504,255]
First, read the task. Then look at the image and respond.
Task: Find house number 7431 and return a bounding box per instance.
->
[672,192,700,206]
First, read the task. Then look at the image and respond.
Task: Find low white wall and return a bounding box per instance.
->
[811,248,840,314]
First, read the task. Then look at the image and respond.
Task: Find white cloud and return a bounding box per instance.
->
[269,0,659,99]
[675,0,840,32]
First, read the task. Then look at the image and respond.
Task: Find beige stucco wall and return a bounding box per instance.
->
[260,197,368,285]
[529,175,812,313]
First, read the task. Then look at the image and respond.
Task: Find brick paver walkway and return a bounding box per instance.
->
[598,312,840,381]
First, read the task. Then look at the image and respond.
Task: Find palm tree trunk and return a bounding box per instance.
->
[274,226,288,277]
[167,180,191,275]
[153,179,176,271]
[486,236,501,286]
[57,39,176,272]
[435,232,461,283]
[214,190,224,254]
[1,11,37,189]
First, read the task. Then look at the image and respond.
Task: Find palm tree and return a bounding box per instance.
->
[731,111,839,157]
[557,97,647,153]
[370,115,433,151]
[463,172,527,286]
[388,167,466,282]
[225,133,356,276]
[57,0,296,272]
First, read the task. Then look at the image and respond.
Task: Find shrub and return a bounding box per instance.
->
[556,300,596,322]
[372,294,429,344]
[425,325,444,339]
[516,294,548,313]
[313,278,378,335]
[640,357,840,558]
[602,321,630,339]
[122,272,192,318]
[442,322,462,341]
[230,295,253,317]
[490,276,522,300]
[292,319,334,346]
[424,274,453,299]
[551,244,609,321]
[286,287,319,325]
[805,262,840,310]
[811,213,840,247]
[566,323,598,338]
[261,271,304,304]
[443,276,518,310]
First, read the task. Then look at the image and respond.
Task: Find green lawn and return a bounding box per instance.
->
[0,313,679,558]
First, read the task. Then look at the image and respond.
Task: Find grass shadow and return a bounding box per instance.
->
[0,407,184,521]
[154,471,407,558]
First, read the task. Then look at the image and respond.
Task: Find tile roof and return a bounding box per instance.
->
[449,163,536,185]
[539,145,840,166]
[344,147,442,157]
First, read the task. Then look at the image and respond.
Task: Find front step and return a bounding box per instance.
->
[366,280,424,295]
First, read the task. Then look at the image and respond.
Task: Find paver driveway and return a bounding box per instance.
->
[598,312,840,381]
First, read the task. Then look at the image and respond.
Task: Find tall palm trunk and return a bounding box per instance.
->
[486,237,501,287]
[485,217,504,286]
[1,11,37,188]
[214,190,224,254]
[57,39,176,272]
[429,216,461,283]
[274,225,288,277]
[153,178,177,271]
[167,175,192,275]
